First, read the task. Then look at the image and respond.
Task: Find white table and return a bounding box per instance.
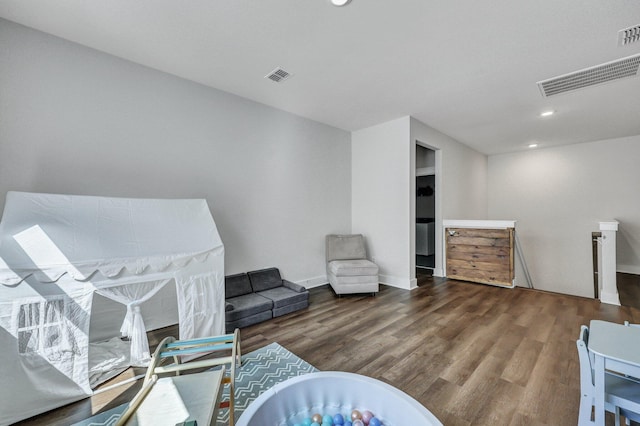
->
[588,320,640,425]
[124,370,225,426]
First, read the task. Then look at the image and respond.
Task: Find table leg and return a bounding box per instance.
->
[593,354,605,426]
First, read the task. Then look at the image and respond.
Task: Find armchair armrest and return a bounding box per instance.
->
[282,280,307,293]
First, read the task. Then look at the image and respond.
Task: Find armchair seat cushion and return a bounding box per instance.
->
[328,259,379,276]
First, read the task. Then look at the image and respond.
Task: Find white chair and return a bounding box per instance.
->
[326,234,379,295]
[577,325,640,426]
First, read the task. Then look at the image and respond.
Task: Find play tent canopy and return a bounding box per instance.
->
[0,191,225,425]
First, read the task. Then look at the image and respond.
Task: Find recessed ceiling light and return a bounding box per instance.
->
[540,110,555,117]
[331,0,352,6]
[528,143,538,148]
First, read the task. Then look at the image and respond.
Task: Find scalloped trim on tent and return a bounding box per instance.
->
[0,248,221,286]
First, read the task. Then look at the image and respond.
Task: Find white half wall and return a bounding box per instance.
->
[0,19,351,284]
[488,135,640,297]
[352,116,488,290]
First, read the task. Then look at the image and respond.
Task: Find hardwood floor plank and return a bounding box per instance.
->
[17,278,640,426]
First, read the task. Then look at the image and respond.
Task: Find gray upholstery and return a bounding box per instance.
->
[273,300,309,318]
[327,259,378,276]
[248,267,283,292]
[257,285,308,309]
[225,292,273,322]
[326,234,379,295]
[224,273,273,332]
[224,267,309,331]
[326,234,367,261]
[226,310,272,332]
[225,272,254,298]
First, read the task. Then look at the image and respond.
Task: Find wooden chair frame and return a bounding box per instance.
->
[118,328,241,425]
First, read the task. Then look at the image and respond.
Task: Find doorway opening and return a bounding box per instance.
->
[416,145,436,271]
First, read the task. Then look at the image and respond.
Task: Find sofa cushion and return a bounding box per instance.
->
[257,287,309,309]
[328,259,379,276]
[226,310,272,333]
[248,267,283,292]
[273,300,309,318]
[225,293,272,322]
[225,273,253,298]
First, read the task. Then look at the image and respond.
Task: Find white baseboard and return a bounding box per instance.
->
[617,264,640,275]
[432,268,444,277]
[295,275,328,289]
[379,274,415,290]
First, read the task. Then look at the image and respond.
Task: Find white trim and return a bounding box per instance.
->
[443,219,516,229]
[380,274,415,290]
[618,265,640,275]
[296,275,329,289]
[599,221,619,231]
[600,290,621,306]
[432,267,444,277]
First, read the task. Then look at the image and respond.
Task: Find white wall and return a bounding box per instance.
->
[352,116,488,289]
[352,117,412,288]
[0,19,351,285]
[488,135,640,297]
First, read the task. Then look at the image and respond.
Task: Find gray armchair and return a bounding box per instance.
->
[326,234,379,295]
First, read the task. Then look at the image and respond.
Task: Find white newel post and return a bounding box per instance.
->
[599,221,620,306]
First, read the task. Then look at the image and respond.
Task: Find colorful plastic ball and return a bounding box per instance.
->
[333,413,344,425]
[302,418,313,426]
[351,410,362,421]
[361,410,373,424]
[311,422,321,426]
[352,420,364,426]
[312,413,323,424]
[368,418,381,426]
[322,422,331,426]
[344,422,353,426]
[322,414,334,425]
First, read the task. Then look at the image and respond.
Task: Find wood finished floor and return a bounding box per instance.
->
[17,275,640,426]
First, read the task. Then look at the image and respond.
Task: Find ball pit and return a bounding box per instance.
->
[235,371,443,426]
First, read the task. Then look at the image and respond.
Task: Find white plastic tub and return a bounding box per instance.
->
[236,371,443,426]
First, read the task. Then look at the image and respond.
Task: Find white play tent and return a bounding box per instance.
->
[0,191,225,425]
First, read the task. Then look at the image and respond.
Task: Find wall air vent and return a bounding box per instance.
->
[537,54,640,97]
[265,67,292,83]
[618,24,640,46]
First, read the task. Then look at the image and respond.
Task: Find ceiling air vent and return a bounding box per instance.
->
[265,67,292,83]
[537,54,640,97]
[618,24,640,46]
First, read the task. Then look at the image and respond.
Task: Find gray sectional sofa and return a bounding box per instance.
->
[224,267,309,332]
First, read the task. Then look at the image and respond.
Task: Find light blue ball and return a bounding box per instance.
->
[322,414,333,425]
[302,418,313,426]
[344,422,353,426]
[311,422,321,426]
[333,413,344,425]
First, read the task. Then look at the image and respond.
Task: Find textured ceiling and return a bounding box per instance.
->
[1,0,640,155]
